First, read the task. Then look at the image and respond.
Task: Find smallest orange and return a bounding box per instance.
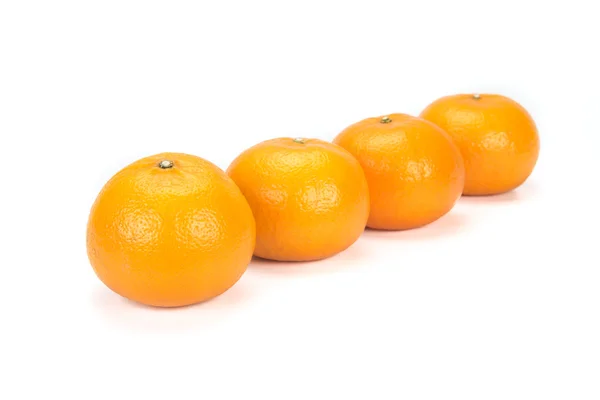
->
[420,93,540,195]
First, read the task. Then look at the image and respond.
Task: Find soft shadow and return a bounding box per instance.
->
[361,211,469,241]
[249,238,372,276]
[459,190,521,204]
[459,181,539,205]
[90,277,254,333]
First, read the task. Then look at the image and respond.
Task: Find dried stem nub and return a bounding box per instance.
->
[158,160,174,169]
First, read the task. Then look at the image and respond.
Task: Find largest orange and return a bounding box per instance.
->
[86,152,256,307]
[227,137,369,262]
[420,93,540,195]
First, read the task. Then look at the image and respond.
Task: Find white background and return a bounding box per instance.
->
[1,1,599,399]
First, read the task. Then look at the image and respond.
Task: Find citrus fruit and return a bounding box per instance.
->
[333,113,465,230]
[420,93,540,195]
[226,137,369,262]
[86,152,256,307]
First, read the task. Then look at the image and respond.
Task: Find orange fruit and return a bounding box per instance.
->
[86,153,256,307]
[333,113,465,230]
[420,93,540,195]
[226,137,369,262]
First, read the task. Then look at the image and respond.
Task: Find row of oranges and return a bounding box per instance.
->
[87,93,540,307]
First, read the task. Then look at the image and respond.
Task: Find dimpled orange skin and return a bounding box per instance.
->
[333,114,465,230]
[86,153,256,308]
[226,138,370,262]
[420,94,540,195]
